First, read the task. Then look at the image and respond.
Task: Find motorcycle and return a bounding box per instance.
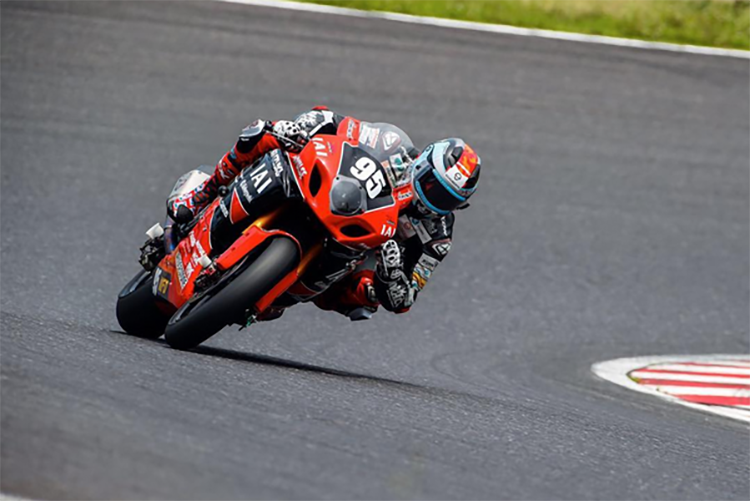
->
[116,121,414,349]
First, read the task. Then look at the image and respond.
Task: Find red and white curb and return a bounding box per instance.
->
[592,355,750,423]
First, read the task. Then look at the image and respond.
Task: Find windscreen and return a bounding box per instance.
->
[357,122,417,187]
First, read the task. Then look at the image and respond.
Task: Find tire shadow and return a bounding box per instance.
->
[192,344,422,388]
[109,329,420,388]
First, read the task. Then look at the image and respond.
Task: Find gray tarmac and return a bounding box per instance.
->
[1,2,748,499]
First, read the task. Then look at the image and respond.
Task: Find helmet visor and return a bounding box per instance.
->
[413,166,466,215]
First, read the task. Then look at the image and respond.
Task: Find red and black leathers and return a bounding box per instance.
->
[175,107,455,318]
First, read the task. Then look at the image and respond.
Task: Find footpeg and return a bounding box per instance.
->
[194,259,220,293]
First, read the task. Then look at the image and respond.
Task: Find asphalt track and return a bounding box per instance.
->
[1,2,748,499]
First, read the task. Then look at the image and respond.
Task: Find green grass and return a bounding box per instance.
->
[298,0,750,50]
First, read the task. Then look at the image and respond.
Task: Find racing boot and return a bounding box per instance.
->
[167,176,220,224]
[168,120,278,224]
[168,119,298,225]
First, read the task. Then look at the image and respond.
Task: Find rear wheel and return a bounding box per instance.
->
[164,237,300,350]
[116,269,171,339]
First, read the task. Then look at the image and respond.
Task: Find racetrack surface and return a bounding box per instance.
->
[1,2,748,499]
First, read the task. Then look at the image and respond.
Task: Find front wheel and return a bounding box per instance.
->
[116,269,172,339]
[164,237,300,350]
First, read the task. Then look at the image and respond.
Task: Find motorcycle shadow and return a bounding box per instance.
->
[110,329,418,388]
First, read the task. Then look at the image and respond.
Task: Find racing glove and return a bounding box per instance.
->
[377,239,403,282]
[374,239,413,313]
[272,120,308,153]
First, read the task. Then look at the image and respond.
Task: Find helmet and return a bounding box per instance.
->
[411,138,481,215]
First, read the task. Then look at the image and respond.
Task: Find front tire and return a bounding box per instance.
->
[116,269,171,339]
[164,237,300,350]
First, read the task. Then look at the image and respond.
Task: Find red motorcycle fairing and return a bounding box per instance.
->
[154,203,305,311]
[154,126,414,319]
[335,117,414,213]
[289,133,411,251]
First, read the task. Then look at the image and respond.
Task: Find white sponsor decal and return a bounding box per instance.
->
[417,254,440,271]
[249,164,272,194]
[270,150,285,178]
[239,179,253,202]
[382,131,400,150]
[433,241,451,256]
[397,189,412,201]
[312,137,328,158]
[446,165,468,188]
[292,155,307,178]
[175,251,189,289]
[350,157,386,199]
[381,224,396,238]
[358,124,379,149]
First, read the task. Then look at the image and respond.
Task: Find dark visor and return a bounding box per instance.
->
[414,167,466,214]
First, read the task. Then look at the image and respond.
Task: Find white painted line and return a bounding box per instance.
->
[629,371,750,385]
[646,386,750,397]
[681,360,750,367]
[648,364,750,375]
[215,0,750,59]
[592,355,750,424]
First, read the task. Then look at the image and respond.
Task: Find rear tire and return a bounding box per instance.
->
[164,237,300,350]
[116,269,171,339]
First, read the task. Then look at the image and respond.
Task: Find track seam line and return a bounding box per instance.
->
[213,0,749,59]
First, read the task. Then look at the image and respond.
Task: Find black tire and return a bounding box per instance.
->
[164,237,300,350]
[116,269,171,339]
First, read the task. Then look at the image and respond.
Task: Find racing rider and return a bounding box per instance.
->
[165,107,481,319]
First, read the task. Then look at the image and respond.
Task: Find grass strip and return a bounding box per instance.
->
[297,0,750,50]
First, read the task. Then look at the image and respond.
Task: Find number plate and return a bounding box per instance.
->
[336,144,394,212]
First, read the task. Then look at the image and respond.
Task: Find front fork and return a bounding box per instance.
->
[213,203,323,320]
